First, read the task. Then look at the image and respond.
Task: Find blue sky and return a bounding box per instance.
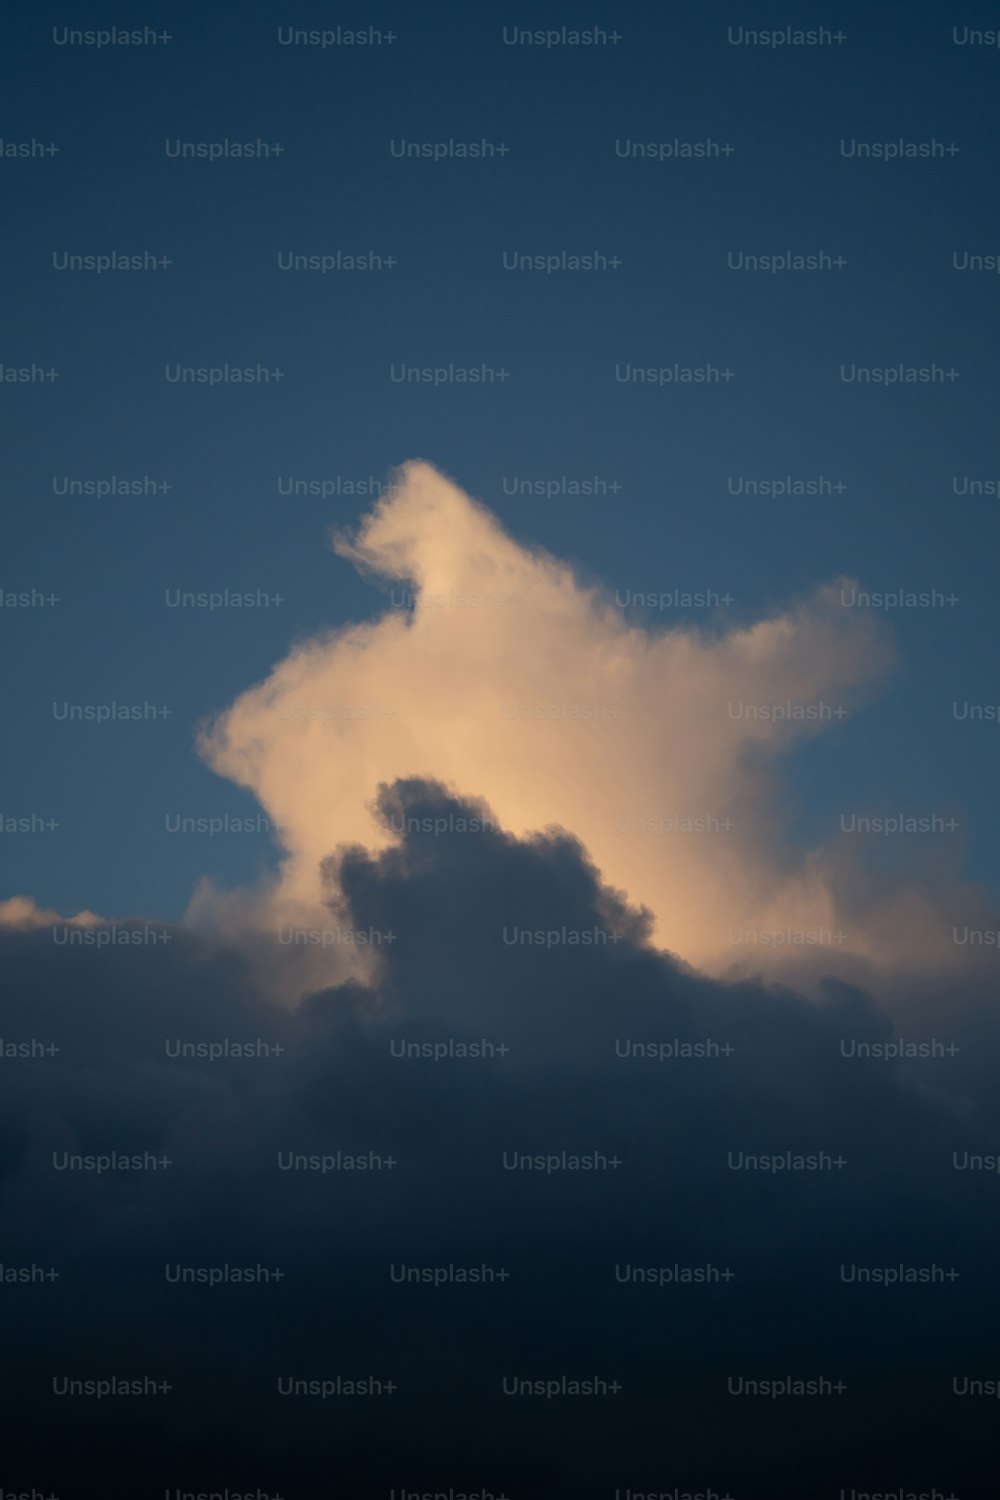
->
[3,0,999,920]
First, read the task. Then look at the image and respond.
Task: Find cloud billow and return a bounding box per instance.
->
[195,461,906,980]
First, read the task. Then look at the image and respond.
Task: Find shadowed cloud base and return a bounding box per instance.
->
[2,781,998,1496]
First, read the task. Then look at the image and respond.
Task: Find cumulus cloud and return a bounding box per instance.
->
[6,462,993,1489]
[195,460,919,982]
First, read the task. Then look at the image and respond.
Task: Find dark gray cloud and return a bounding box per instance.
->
[1,779,997,1498]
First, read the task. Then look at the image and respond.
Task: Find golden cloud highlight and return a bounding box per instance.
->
[189,460,968,985]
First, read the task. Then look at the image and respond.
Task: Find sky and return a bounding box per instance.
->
[3,0,1000,921]
[2,1,1000,1495]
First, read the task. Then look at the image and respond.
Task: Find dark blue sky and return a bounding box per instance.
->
[3,0,998,919]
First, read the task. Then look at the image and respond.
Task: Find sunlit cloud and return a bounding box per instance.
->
[0,896,102,930]
[191,460,972,983]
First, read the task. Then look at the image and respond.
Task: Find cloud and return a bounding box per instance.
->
[0,895,102,929]
[2,779,998,1494]
[195,460,915,983]
[5,462,995,1488]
